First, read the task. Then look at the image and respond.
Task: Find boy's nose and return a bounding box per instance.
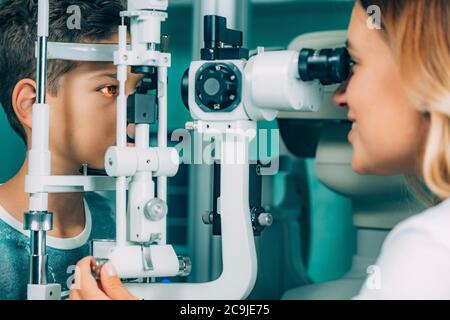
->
[332,80,349,108]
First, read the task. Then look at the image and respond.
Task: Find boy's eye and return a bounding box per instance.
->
[98,85,118,98]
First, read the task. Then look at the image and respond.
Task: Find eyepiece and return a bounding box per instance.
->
[298,47,351,85]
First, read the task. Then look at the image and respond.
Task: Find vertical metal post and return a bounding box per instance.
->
[28,14,50,288]
[25,0,60,300]
[188,0,250,282]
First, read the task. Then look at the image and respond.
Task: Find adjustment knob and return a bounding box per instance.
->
[144,198,168,222]
[195,63,241,112]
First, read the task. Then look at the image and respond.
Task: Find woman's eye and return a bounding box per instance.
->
[98,85,118,98]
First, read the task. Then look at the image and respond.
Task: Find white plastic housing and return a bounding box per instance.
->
[188,52,324,123]
[128,172,160,242]
[138,14,164,44]
[128,0,168,11]
[243,50,324,121]
[37,0,49,37]
[28,103,51,211]
[109,245,180,278]
[188,60,250,122]
[105,146,179,177]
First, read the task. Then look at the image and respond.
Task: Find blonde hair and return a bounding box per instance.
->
[361,0,450,201]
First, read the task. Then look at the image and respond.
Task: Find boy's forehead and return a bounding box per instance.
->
[65,61,117,81]
[76,61,117,74]
[71,32,132,76]
[67,61,143,86]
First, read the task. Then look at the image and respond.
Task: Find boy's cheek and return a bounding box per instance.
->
[73,124,116,167]
[77,143,111,169]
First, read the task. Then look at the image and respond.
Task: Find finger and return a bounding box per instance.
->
[73,257,96,290]
[69,289,81,300]
[74,256,110,300]
[100,262,137,300]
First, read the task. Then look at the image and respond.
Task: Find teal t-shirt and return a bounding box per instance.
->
[0,192,115,300]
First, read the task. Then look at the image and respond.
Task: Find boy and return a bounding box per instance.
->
[0,0,141,299]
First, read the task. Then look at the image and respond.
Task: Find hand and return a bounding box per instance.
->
[69,256,137,300]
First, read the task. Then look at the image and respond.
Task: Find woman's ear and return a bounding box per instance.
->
[11,79,37,131]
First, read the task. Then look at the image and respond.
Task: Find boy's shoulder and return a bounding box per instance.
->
[0,215,29,300]
[0,200,29,246]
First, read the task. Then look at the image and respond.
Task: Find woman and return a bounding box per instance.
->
[70,0,450,300]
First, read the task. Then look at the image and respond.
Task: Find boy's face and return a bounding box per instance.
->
[45,36,142,174]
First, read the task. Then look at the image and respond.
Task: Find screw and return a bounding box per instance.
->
[258,213,273,227]
[178,256,192,277]
[202,212,213,224]
[185,122,197,130]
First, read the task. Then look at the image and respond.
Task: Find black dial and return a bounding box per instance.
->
[194,63,241,112]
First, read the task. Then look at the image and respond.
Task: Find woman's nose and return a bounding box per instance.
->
[333,80,349,108]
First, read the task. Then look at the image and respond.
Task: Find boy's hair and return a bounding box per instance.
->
[0,0,126,144]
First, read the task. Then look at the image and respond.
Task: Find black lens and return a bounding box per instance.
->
[298,47,351,85]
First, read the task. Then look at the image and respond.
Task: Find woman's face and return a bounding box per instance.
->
[333,2,429,176]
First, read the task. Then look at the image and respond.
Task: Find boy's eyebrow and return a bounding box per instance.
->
[90,73,117,80]
[88,72,118,81]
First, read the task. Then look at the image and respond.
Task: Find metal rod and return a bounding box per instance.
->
[30,230,47,284]
[157,67,168,203]
[115,24,129,246]
[29,34,49,286]
[36,36,48,104]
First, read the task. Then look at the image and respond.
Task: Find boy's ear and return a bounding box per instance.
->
[11,79,37,130]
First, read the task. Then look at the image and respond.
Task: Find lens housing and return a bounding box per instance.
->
[298,47,351,85]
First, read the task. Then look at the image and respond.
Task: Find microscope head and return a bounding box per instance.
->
[181,17,353,123]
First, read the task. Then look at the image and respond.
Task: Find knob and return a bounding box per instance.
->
[202,211,214,225]
[178,256,192,277]
[258,213,273,227]
[144,198,168,222]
